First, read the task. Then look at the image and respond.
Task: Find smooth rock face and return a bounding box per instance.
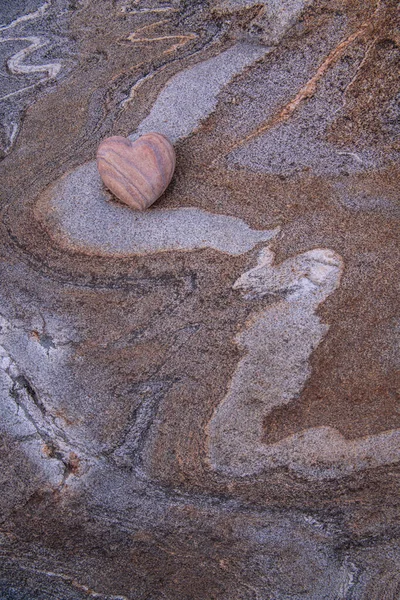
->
[35,161,279,256]
[0,0,399,599]
[97,133,176,210]
[133,42,271,143]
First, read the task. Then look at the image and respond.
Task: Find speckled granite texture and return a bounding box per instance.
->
[0,0,399,598]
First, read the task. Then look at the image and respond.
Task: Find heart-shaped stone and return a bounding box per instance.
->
[96,133,176,210]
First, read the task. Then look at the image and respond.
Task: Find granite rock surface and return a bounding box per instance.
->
[0,0,399,598]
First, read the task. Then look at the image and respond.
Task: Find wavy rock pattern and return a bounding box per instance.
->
[208,248,400,479]
[0,0,71,155]
[134,42,271,142]
[0,0,399,598]
[36,162,278,256]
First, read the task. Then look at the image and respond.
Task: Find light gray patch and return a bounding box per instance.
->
[208,247,400,479]
[0,314,98,486]
[36,162,279,256]
[381,91,400,139]
[132,42,271,143]
[334,184,400,217]
[230,119,379,176]
[0,357,65,486]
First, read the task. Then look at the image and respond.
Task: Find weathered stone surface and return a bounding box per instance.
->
[0,0,399,598]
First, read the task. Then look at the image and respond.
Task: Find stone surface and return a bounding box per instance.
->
[0,0,399,598]
[36,162,278,255]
